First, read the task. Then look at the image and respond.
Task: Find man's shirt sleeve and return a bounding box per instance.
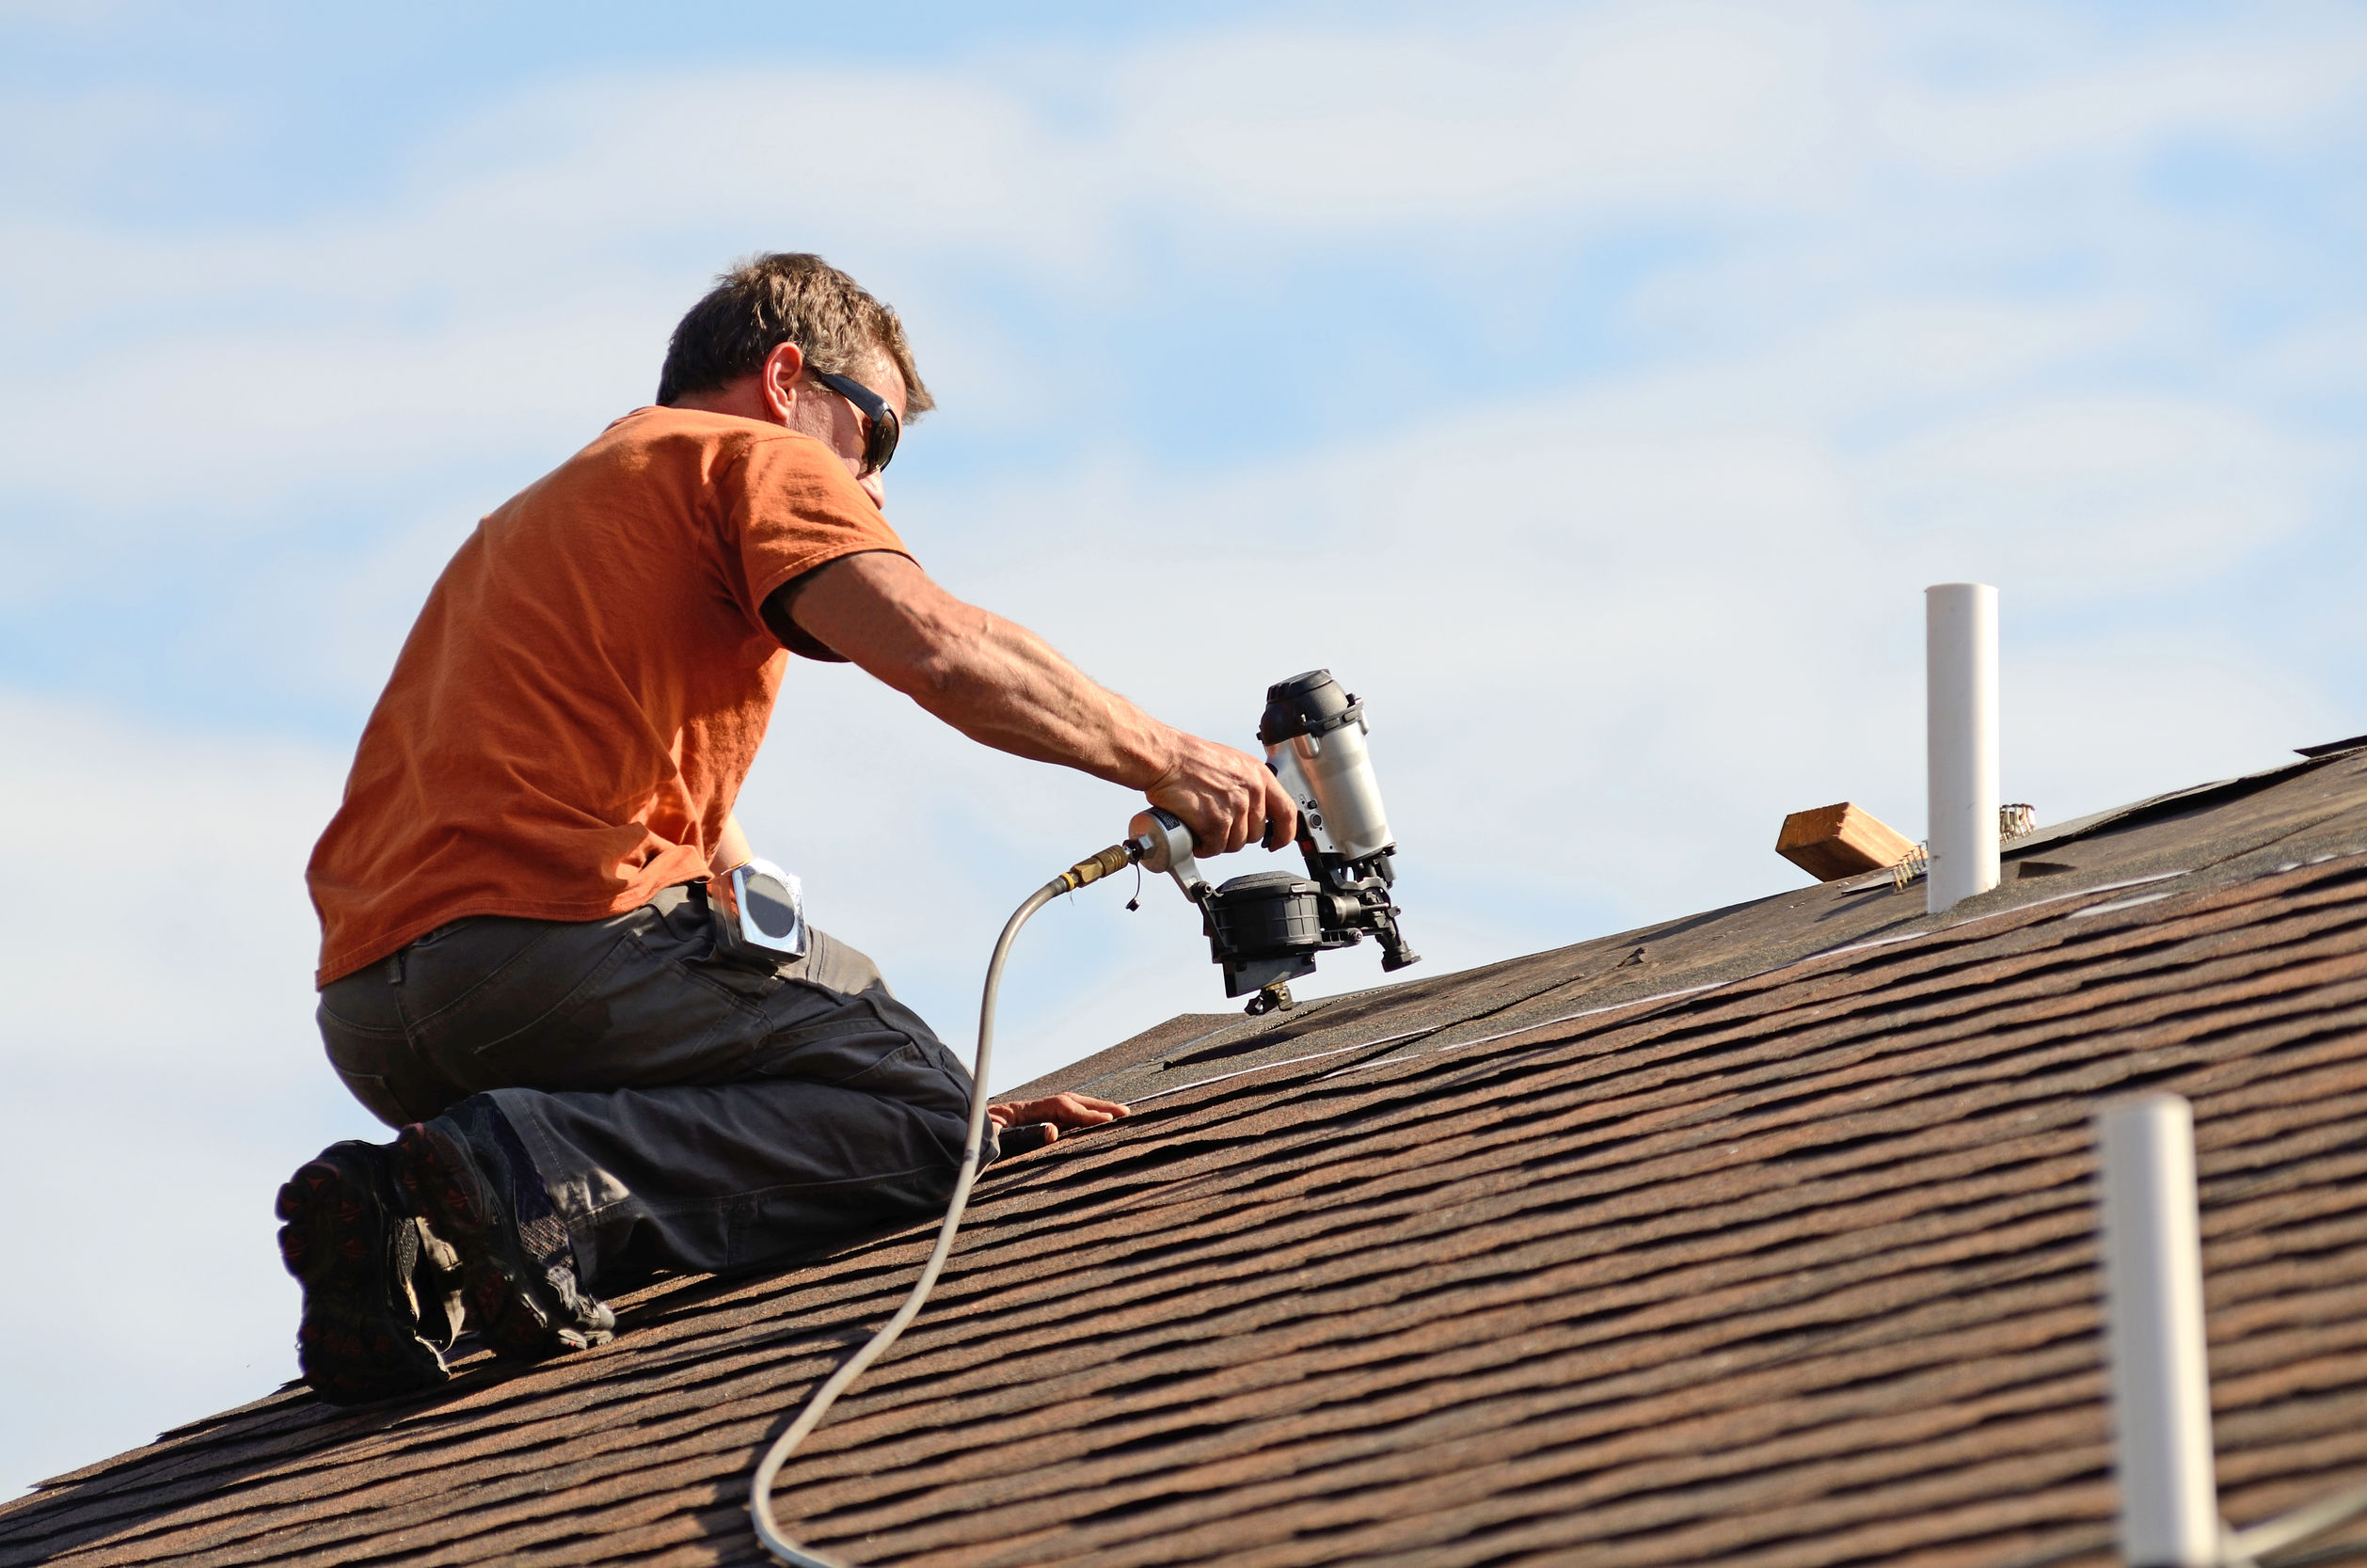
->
[724,431,915,657]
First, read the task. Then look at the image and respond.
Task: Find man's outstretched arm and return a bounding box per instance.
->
[770,550,1294,855]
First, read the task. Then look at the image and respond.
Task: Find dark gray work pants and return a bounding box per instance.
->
[314,885,986,1295]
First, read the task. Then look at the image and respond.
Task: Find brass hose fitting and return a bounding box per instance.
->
[1060,843,1139,892]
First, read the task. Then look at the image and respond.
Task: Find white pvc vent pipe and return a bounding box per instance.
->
[2096,1093,2219,1568]
[1925,583,2000,914]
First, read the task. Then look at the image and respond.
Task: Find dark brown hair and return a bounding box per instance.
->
[655,252,933,415]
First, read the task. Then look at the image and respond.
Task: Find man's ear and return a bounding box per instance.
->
[758,341,806,422]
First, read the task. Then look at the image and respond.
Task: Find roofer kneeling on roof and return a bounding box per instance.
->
[279,253,1297,1403]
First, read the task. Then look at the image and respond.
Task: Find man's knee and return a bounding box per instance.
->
[747,928,974,1119]
[745,1009,975,1127]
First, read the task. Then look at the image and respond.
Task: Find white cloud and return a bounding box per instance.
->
[8,2,2364,519]
[1105,6,1846,226]
[1862,393,2323,593]
[2004,634,2328,817]
[1870,5,2367,177]
[0,689,344,1082]
[0,86,232,208]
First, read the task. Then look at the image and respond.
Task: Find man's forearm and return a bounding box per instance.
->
[778,551,1295,853]
[782,553,1176,787]
[901,609,1177,788]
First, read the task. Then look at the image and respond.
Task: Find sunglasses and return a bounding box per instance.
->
[808,371,900,477]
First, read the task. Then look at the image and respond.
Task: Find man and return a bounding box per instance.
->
[281,252,1295,1404]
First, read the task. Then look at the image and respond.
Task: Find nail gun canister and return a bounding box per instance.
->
[1259,670,1394,864]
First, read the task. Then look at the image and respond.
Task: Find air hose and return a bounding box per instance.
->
[750,841,1139,1568]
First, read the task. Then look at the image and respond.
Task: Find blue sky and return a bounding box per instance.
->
[4,0,2364,1502]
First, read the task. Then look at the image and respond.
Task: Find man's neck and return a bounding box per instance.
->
[669,376,776,424]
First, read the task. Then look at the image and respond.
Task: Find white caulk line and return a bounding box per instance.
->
[1153,980,1740,1098]
[1785,869,2198,970]
[1327,870,2195,1082]
[1322,868,2215,1085]
[1318,983,1729,1078]
[2032,869,2192,903]
[2275,849,2361,872]
[2009,870,2192,921]
[1131,1027,1436,1104]
[1914,868,2193,927]
[1794,930,1928,965]
[1293,863,2244,1093]
[1144,867,2238,1104]
[2070,892,2175,919]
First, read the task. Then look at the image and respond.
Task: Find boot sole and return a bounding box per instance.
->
[394,1122,612,1362]
[275,1150,448,1404]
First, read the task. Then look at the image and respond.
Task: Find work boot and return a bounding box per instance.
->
[394,1109,614,1361]
[275,1141,456,1404]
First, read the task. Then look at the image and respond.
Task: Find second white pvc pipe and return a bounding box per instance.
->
[2097,1094,2220,1568]
[1926,583,2000,914]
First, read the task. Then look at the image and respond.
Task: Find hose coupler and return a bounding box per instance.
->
[1060,843,1138,893]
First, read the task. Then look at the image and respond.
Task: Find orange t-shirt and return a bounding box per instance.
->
[307,406,907,987]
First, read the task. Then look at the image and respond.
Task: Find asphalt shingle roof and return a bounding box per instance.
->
[8,745,2367,1568]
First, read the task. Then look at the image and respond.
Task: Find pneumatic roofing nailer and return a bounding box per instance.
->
[751,668,1419,1568]
[1128,668,1421,1014]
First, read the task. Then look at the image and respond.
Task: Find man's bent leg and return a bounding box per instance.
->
[322,895,987,1288]
[486,1075,970,1291]
[485,927,991,1292]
